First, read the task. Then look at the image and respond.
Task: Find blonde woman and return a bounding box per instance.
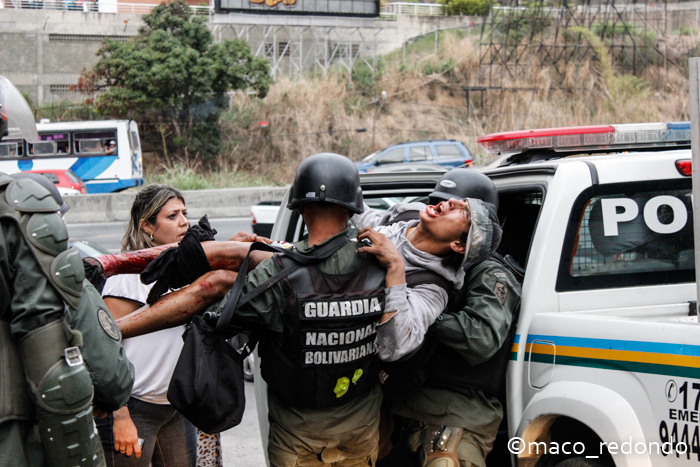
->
[96,185,221,466]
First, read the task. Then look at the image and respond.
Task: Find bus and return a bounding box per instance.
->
[0,120,144,193]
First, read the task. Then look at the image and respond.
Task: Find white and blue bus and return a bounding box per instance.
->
[0,120,144,193]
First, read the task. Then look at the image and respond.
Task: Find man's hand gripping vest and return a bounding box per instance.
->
[0,175,103,467]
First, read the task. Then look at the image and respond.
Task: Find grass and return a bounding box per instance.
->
[146,25,698,184]
[145,164,280,191]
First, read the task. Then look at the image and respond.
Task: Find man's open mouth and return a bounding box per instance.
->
[425,202,446,219]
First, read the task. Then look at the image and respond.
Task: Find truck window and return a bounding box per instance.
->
[556,179,694,291]
[497,189,544,271]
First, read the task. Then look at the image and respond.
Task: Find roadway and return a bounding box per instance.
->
[66,216,268,466]
[66,217,255,253]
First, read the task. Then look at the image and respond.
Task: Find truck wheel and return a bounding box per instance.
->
[555,457,608,467]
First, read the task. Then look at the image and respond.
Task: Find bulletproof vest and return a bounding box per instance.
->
[259,249,387,409]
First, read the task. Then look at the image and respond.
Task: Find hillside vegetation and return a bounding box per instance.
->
[152,27,693,187]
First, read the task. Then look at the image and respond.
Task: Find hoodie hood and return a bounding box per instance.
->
[462,197,502,269]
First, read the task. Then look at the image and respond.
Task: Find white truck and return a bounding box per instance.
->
[255,121,698,467]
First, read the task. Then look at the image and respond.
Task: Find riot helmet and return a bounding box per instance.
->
[0,76,38,144]
[287,153,364,214]
[429,168,499,209]
[11,172,70,216]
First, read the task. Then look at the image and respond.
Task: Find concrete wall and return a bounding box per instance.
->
[0,9,144,104]
[0,8,471,105]
[62,186,290,223]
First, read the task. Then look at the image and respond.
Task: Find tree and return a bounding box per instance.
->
[81,0,270,162]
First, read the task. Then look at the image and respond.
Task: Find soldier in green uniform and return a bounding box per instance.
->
[377,169,522,467]
[0,76,134,467]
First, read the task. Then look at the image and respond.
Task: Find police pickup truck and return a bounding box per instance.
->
[254,122,698,467]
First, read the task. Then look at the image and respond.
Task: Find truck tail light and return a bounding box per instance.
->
[676,160,692,176]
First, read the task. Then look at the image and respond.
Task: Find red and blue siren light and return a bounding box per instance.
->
[477,122,691,155]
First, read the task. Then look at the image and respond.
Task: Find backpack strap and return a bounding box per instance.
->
[405,269,451,294]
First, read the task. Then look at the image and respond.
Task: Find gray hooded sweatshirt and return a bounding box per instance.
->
[352,199,501,362]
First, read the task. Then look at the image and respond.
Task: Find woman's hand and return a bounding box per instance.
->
[357,227,406,288]
[112,406,142,458]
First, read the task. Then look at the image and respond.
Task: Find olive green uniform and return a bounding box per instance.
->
[205,230,383,467]
[391,259,521,467]
[0,177,134,467]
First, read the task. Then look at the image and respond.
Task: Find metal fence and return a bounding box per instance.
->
[1,0,212,14]
[380,2,444,17]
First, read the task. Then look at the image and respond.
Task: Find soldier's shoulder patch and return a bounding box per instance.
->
[493,270,514,287]
[97,309,120,341]
[494,282,509,305]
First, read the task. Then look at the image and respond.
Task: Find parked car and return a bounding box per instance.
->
[251,200,282,238]
[367,162,447,173]
[355,140,472,173]
[67,239,110,258]
[23,169,87,194]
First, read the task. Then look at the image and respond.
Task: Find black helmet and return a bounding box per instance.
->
[0,76,38,143]
[12,172,70,216]
[429,168,498,209]
[287,153,363,214]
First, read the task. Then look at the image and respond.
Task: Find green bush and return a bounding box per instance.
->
[439,0,491,16]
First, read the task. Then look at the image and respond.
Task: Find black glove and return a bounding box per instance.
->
[141,215,217,305]
[82,258,106,293]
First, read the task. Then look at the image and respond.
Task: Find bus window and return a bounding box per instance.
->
[129,130,140,150]
[38,133,70,154]
[74,131,117,154]
[30,142,55,156]
[0,142,22,157]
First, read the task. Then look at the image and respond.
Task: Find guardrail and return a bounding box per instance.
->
[380,2,445,17]
[1,0,212,14]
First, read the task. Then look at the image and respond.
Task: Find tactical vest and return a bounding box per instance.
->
[259,250,387,409]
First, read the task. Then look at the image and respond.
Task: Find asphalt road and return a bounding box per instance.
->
[67,216,268,466]
[66,217,254,253]
[220,381,267,466]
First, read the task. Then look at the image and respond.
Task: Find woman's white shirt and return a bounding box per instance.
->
[102,274,185,405]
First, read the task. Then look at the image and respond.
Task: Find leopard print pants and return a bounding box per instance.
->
[196,430,223,467]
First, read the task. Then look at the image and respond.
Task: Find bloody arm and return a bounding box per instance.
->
[91,241,272,278]
[117,269,238,338]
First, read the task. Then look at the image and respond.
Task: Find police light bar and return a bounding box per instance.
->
[477,122,691,156]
